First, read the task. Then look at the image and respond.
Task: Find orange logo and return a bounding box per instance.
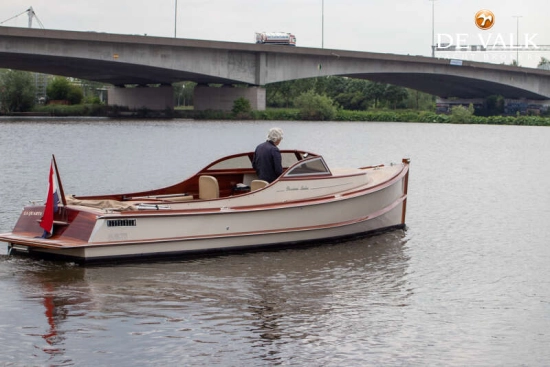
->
[475,9,495,30]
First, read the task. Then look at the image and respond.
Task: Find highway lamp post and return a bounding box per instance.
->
[174,0,178,38]
[513,15,522,66]
[321,0,324,48]
[429,0,437,57]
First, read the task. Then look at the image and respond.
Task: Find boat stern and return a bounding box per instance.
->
[0,205,97,258]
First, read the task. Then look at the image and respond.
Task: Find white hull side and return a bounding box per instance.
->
[89,177,405,243]
[27,196,405,261]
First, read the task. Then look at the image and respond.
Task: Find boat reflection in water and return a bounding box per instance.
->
[1,150,410,262]
[41,283,63,355]
[16,229,409,364]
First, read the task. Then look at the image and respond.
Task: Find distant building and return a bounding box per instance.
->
[436,97,549,116]
[34,72,48,103]
[435,98,483,113]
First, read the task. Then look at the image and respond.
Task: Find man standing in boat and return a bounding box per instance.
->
[253,127,284,183]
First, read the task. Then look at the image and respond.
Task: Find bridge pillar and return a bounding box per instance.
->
[194,85,266,111]
[108,86,174,111]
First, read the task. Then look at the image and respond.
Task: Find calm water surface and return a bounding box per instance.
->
[0,118,549,366]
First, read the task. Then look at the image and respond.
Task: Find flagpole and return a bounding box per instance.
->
[52,154,67,206]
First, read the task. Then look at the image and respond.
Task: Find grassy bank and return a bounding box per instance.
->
[17,105,550,126]
[178,108,550,126]
[334,109,550,126]
[31,104,109,117]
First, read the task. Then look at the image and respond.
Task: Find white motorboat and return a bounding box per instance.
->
[0,150,410,262]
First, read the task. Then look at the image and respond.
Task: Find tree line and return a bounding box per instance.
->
[1,69,434,114]
[266,77,434,111]
[0,70,103,113]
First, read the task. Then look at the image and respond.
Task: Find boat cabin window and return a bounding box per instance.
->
[285,157,331,177]
[208,156,253,170]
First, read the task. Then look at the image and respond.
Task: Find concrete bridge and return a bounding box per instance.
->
[1,26,549,111]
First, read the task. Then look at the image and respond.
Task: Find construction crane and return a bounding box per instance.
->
[1,7,47,103]
[0,6,45,28]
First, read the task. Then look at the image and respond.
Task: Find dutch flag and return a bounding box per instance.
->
[39,159,60,238]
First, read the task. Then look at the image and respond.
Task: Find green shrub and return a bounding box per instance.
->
[295,91,337,120]
[67,84,84,105]
[84,96,103,104]
[46,77,71,100]
[231,97,252,117]
[450,104,474,123]
[46,77,85,105]
[0,70,36,112]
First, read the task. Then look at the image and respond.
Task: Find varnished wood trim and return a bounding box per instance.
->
[52,154,67,206]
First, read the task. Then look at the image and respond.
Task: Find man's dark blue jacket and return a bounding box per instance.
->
[252,141,282,183]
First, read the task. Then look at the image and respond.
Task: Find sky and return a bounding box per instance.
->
[1,0,549,67]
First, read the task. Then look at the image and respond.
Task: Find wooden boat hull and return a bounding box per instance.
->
[3,198,405,262]
[0,152,410,262]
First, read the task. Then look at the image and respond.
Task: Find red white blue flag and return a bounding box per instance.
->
[39,159,60,237]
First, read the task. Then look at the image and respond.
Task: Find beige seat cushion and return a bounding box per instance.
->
[199,175,219,199]
[250,180,269,191]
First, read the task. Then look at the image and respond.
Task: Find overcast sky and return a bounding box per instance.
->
[1,0,549,67]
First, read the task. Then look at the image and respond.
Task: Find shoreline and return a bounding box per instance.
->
[1,106,549,126]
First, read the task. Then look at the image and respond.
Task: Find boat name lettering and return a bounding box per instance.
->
[285,186,309,191]
[23,211,42,216]
[108,233,129,241]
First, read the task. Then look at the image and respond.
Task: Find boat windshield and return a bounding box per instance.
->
[284,157,331,177]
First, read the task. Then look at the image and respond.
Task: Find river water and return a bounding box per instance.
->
[0,118,549,366]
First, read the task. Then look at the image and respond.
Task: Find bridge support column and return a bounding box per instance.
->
[108,86,174,111]
[194,85,266,111]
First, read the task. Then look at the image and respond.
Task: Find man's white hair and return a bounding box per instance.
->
[267,127,284,142]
